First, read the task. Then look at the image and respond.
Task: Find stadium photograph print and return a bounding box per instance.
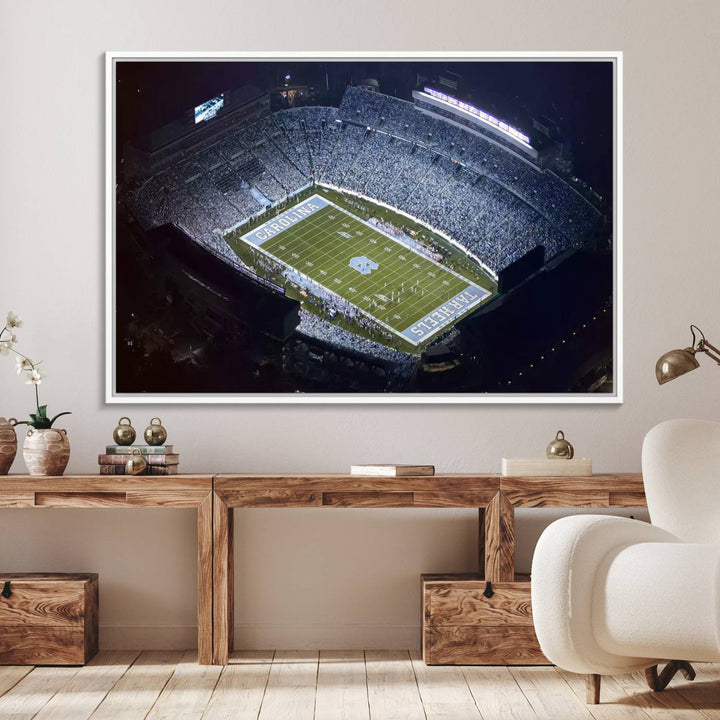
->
[107,52,621,403]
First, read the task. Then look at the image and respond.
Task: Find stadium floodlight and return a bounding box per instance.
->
[655,325,720,384]
[421,87,532,146]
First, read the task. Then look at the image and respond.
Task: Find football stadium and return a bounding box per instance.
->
[117,61,614,395]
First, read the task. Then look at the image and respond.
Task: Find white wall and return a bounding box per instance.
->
[1,0,719,649]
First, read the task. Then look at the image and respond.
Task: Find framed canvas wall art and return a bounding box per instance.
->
[106,51,622,403]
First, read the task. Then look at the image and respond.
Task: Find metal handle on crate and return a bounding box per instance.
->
[1,581,11,599]
[483,581,494,599]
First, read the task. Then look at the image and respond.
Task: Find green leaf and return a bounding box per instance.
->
[48,411,72,427]
[37,405,48,419]
[29,413,38,424]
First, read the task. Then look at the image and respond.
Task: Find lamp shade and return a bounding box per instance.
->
[655,348,700,385]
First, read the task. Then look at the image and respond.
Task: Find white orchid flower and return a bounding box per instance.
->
[25,368,46,385]
[3,310,70,428]
[16,356,33,373]
[6,312,22,329]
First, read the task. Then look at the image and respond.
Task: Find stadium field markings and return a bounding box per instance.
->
[233,194,490,346]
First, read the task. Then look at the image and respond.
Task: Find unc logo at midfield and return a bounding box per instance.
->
[349,256,378,275]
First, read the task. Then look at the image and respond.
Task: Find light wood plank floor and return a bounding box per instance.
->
[0,651,717,720]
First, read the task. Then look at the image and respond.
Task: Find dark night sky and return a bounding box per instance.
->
[116,59,614,197]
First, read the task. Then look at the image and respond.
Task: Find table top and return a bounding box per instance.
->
[0,475,213,508]
[0,473,646,508]
[214,473,646,509]
[0,474,213,489]
[499,473,646,507]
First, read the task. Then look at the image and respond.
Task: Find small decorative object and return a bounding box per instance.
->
[23,428,71,476]
[656,324,720,385]
[125,449,148,475]
[143,417,167,446]
[546,430,574,459]
[0,417,18,475]
[503,431,589,476]
[0,312,72,476]
[112,417,136,445]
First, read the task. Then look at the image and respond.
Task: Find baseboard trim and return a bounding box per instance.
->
[99,624,421,650]
[100,625,198,650]
[234,623,421,650]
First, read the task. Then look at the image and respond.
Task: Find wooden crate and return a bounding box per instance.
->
[422,573,548,665]
[0,573,98,665]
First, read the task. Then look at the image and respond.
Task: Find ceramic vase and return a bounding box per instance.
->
[0,417,18,475]
[22,428,70,476]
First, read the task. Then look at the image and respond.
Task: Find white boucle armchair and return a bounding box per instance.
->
[531,418,720,704]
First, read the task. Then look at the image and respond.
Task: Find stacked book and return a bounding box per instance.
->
[98,445,180,475]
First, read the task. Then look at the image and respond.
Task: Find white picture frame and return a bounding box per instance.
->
[106,51,622,404]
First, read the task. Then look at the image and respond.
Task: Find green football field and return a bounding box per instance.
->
[230,194,489,345]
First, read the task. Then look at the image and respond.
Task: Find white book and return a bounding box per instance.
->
[350,464,435,477]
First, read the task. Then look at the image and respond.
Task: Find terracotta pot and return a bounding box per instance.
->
[22,428,70,476]
[0,417,18,475]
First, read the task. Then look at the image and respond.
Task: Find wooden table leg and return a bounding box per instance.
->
[197,493,213,665]
[478,507,486,577]
[483,492,515,582]
[213,492,234,665]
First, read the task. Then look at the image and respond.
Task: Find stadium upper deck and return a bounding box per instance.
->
[131,86,603,278]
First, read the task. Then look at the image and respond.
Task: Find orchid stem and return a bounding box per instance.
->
[3,340,41,411]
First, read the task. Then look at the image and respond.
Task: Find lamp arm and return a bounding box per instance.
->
[698,339,720,365]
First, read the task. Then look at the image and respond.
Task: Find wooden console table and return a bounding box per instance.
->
[1,473,647,666]
[212,473,646,665]
[0,475,214,665]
